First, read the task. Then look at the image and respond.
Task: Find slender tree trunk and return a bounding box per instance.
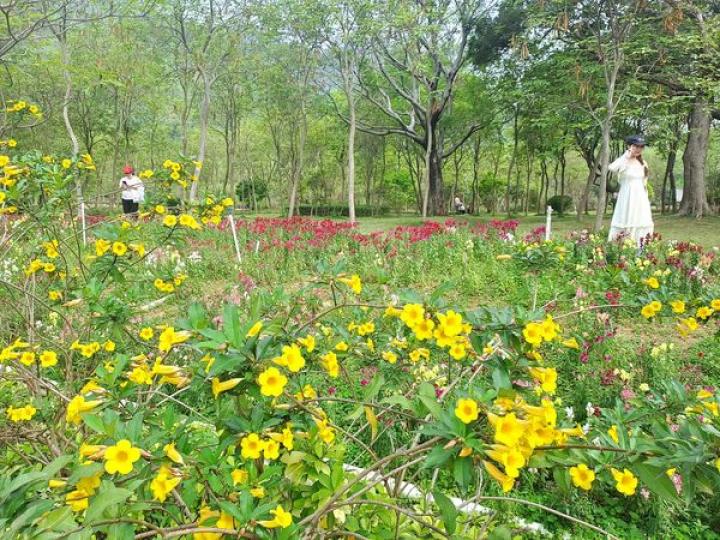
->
[593,117,612,231]
[506,108,519,217]
[190,69,211,203]
[678,97,712,217]
[422,106,433,218]
[345,69,356,223]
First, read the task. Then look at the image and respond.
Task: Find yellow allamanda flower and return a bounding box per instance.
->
[273,344,305,372]
[528,367,558,395]
[485,445,526,478]
[320,351,339,377]
[258,504,293,529]
[257,367,288,397]
[65,395,102,425]
[338,274,362,294]
[150,466,181,502]
[611,467,638,496]
[488,412,526,447]
[212,377,241,399]
[455,398,479,424]
[246,321,262,337]
[522,322,544,347]
[569,464,595,490]
[240,433,263,460]
[104,439,141,475]
[483,460,514,492]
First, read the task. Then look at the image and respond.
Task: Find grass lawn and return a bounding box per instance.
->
[347,213,720,246]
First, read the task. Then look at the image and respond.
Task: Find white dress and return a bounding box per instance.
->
[607,151,653,244]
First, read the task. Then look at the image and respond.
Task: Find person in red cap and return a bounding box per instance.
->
[119,165,144,217]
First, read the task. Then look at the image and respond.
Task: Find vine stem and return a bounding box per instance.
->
[457,495,619,540]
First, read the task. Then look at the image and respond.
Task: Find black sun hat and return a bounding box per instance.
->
[624,135,647,146]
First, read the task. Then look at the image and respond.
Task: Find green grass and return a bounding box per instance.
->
[237,210,720,246]
[349,213,720,246]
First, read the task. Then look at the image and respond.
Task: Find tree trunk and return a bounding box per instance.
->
[190,69,211,203]
[506,108,519,217]
[346,79,356,223]
[678,97,712,217]
[593,117,612,232]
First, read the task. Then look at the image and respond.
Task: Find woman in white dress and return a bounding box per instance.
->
[607,135,653,245]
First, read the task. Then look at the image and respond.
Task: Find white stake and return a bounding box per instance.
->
[227,213,242,264]
[545,205,552,241]
[79,198,87,246]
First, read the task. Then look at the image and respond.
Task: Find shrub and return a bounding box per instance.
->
[548,194,573,214]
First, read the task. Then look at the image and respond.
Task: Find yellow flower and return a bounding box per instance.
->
[163,214,177,227]
[297,334,316,352]
[483,460,514,492]
[338,274,362,294]
[128,365,153,385]
[150,467,181,502]
[104,340,116,352]
[643,277,659,289]
[154,204,166,214]
[39,350,58,368]
[522,322,544,347]
[19,351,36,366]
[263,439,281,460]
[486,445,526,478]
[80,380,105,395]
[273,344,305,372]
[240,433,263,460]
[528,367,557,395]
[112,241,127,256]
[95,238,111,256]
[158,327,191,352]
[139,327,154,340]
[412,318,435,340]
[400,303,425,327]
[6,404,37,422]
[641,303,658,319]
[488,412,526,447]
[164,442,185,465]
[335,341,349,352]
[315,418,335,444]
[258,504,293,529]
[608,425,619,444]
[696,306,713,320]
[670,300,686,314]
[449,342,467,360]
[569,464,595,490]
[231,468,248,485]
[711,299,720,311]
[179,214,200,230]
[611,468,638,496]
[257,367,288,397]
[455,398,479,424]
[320,351,340,378]
[212,377,241,398]
[104,439,141,475]
[48,479,67,489]
[382,350,398,364]
[437,310,464,337]
[250,486,265,498]
[66,489,90,512]
[61,158,72,169]
[561,337,579,349]
[540,316,560,341]
[65,395,102,425]
[246,321,262,338]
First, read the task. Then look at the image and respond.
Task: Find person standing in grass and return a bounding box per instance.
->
[119,165,144,217]
[607,135,653,246]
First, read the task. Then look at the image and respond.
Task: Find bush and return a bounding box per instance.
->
[296,204,391,217]
[548,194,573,214]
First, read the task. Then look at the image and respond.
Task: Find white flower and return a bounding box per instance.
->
[565,407,575,421]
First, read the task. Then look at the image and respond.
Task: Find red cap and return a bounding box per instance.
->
[123,165,134,174]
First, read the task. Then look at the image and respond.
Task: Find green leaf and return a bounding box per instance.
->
[432,490,458,534]
[487,525,513,540]
[84,484,132,522]
[634,464,678,501]
[223,304,243,347]
[423,446,453,469]
[491,364,511,391]
[418,382,442,419]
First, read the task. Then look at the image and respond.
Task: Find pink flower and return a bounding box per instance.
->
[327,387,336,395]
[620,387,635,401]
[360,379,368,386]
